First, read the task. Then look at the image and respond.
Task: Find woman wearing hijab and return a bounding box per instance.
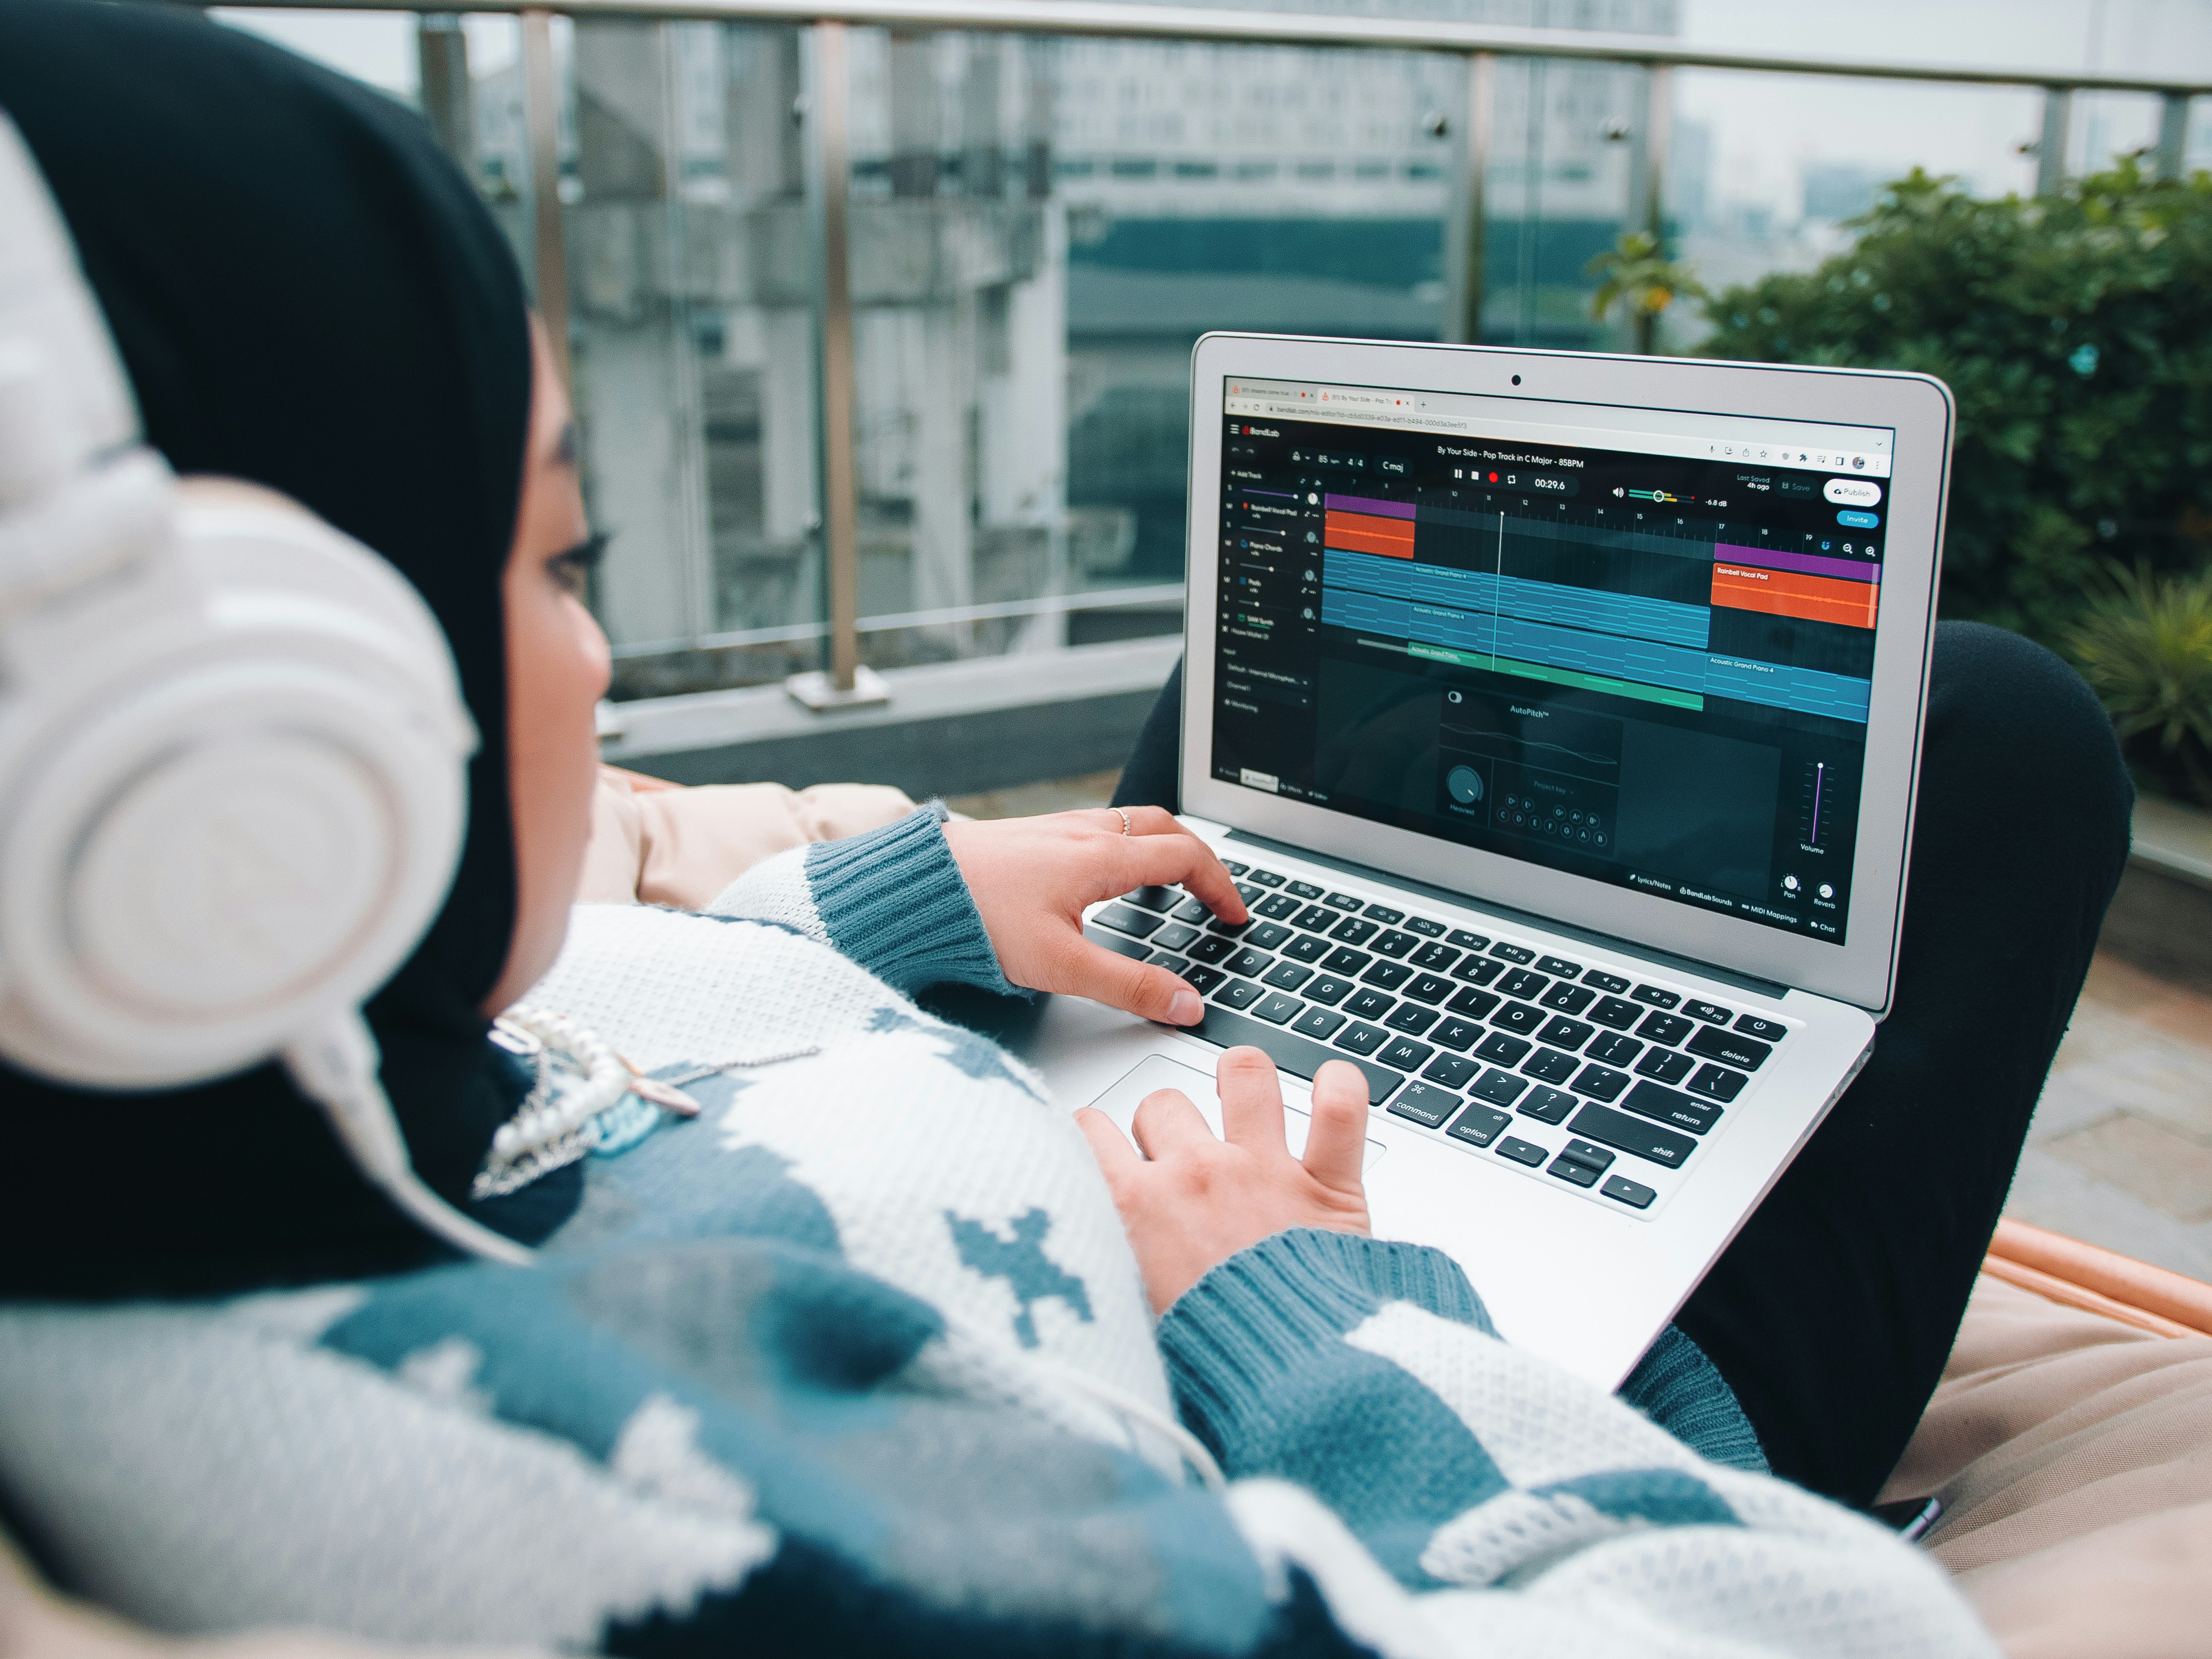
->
[0,6,1995,1656]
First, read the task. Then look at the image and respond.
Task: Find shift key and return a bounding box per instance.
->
[1568,1102,1697,1170]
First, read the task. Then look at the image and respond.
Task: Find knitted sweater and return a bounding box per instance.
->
[0,809,1994,1659]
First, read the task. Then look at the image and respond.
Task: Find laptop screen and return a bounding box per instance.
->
[1210,377,1898,945]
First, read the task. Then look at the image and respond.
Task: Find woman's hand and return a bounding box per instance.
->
[942,807,1247,1025]
[1076,1047,1371,1313]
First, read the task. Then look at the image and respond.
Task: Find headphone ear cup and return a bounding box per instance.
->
[0,499,476,1091]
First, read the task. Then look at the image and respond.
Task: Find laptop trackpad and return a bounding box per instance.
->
[1084,1054,1388,1172]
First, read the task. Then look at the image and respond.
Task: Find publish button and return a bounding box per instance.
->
[1837,509,1879,528]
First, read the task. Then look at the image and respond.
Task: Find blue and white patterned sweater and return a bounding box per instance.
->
[0,810,1994,1658]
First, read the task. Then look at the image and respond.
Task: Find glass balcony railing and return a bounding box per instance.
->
[213,2,2211,709]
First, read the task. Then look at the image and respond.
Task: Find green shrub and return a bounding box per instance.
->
[1696,163,2212,650]
[2069,562,2212,804]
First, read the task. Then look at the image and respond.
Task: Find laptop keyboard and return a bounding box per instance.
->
[1087,856,1796,1220]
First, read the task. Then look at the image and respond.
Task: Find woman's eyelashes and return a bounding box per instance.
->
[547,530,608,600]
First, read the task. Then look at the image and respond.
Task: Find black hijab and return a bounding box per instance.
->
[0,0,540,1295]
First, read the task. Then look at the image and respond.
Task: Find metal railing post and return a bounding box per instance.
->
[788,18,885,708]
[2155,91,2191,180]
[521,10,573,390]
[1442,52,1493,346]
[2036,85,2073,195]
[1633,62,1671,354]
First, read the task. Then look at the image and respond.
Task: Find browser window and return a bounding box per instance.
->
[1210,376,1896,943]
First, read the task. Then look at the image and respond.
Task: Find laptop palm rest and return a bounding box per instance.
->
[1085,1053,1389,1173]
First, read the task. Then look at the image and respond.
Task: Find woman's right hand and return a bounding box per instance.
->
[1075,1047,1372,1314]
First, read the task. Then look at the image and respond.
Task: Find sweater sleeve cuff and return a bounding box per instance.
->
[801,806,1018,997]
[1155,1228,1492,1460]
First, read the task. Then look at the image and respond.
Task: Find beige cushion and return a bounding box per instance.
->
[1880,1275,2212,1659]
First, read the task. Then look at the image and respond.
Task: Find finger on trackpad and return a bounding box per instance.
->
[1082,1052,1386,1170]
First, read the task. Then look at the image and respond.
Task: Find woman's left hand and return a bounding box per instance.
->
[942,807,1247,1025]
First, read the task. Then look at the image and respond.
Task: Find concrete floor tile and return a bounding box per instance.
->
[2042,1113,2212,1224]
[2006,1149,2212,1280]
[944,770,1121,822]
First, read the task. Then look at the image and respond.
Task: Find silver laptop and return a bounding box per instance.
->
[1015,333,1952,1391]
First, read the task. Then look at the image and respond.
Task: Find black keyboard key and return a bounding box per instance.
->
[1686,1026,1772,1072]
[1618,1078,1721,1134]
[1589,996,1642,1030]
[1263,961,1314,992]
[1253,992,1304,1025]
[1255,892,1302,920]
[1602,1174,1657,1210]
[1387,1081,1461,1129]
[1536,955,1583,978]
[1345,988,1394,1021]
[1446,928,1490,951]
[1582,970,1631,995]
[1287,880,1324,900]
[1084,923,1153,960]
[1422,1054,1479,1090]
[1447,1103,1511,1147]
[1335,1022,1389,1057]
[1473,1068,1530,1106]
[1330,917,1379,946]
[1474,1032,1531,1067]
[1094,903,1163,938]
[1569,1103,1697,1170]
[1447,986,1501,1020]
[1570,1063,1632,1102]
[1377,1036,1436,1073]
[1180,963,1227,995]
[1523,1048,1579,1084]
[1634,1048,1696,1084]
[1683,999,1733,1026]
[1452,956,1505,987]
[1214,977,1264,1010]
[1153,922,1201,953]
[1172,896,1213,924]
[1403,973,1453,1005]
[1208,915,1253,937]
[1284,934,1331,963]
[1490,942,1537,964]
[1371,930,1418,959]
[1560,1138,1615,1173]
[1292,904,1337,931]
[1631,984,1681,1009]
[1518,1086,1576,1125]
[1122,885,1180,913]
[1498,969,1550,1001]
[1688,1064,1749,1103]
[1539,983,1596,1015]
[1304,975,1355,1007]
[1225,947,1274,978]
[1431,1017,1484,1051]
[1409,941,1460,972]
[1180,1004,1406,1105]
[1491,1001,1547,1035]
[1149,953,1190,975]
[1324,947,1374,976]
[1222,860,1250,876]
[1360,960,1413,991]
[1637,1012,1695,1046]
[1292,1007,1347,1041]
[1547,1156,1601,1188]
[1385,1003,1438,1036]
[1247,868,1286,888]
[1246,923,1293,952]
[1735,1014,1787,1042]
[1323,891,1363,911]
[1235,882,1261,904]
[1405,916,1447,938]
[1537,1016,1595,1051]
[1363,902,1404,924]
[1496,1136,1547,1167]
[1586,1032,1642,1067]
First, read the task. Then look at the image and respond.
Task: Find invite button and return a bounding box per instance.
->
[1836,509,1880,528]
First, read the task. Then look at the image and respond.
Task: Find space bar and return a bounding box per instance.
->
[1182,1005,1404,1107]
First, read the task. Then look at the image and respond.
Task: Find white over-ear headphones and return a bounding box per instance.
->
[0,113,529,1266]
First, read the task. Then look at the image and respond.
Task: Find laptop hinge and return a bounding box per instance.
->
[1222,828,1795,1001]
